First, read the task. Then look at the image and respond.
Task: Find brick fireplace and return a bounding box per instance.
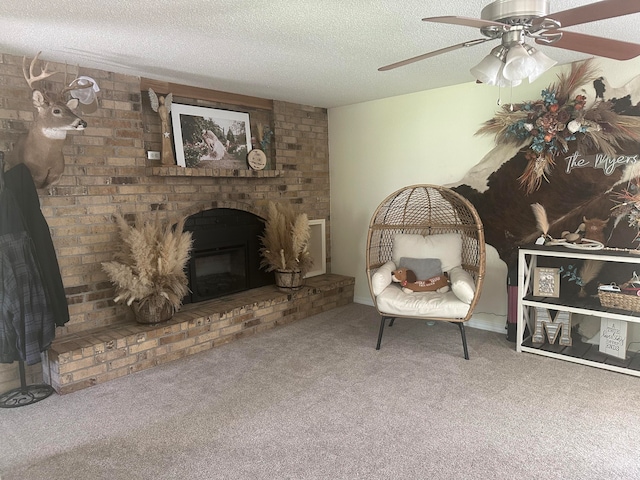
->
[0,52,353,394]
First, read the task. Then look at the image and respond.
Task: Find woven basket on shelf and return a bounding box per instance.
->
[598,290,640,312]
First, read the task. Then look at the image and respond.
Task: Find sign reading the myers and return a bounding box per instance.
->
[565,152,639,175]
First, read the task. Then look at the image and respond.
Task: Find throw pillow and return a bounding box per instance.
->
[392,233,462,273]
[398,257,442,280]
[449,266,476,304]
[371,260,396,296]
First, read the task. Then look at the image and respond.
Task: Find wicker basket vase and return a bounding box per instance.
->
[274,269,304,292]
[131,297,175,324]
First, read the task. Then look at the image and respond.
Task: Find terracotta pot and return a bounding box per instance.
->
[131,297,174,324]
[274,269,304,291]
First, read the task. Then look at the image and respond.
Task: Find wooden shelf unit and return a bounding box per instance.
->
[517,245,640,377]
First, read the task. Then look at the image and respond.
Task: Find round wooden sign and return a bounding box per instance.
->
[247,149,267,170]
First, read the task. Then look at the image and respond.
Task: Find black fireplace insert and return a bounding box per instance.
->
[183,208,273,304]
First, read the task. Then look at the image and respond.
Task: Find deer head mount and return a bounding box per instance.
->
[4,52,93,188]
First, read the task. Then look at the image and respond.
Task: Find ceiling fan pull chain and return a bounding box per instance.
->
[509,83,514,111]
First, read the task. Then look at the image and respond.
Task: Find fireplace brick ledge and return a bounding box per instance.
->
[44,274,355,395]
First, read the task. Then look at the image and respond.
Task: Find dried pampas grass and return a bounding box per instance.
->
[531,203,550,239]
[259,201,313,275]
[102,212,193,310]
[578,259,605,297]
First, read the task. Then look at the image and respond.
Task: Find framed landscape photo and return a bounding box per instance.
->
[171,104,252,169]
[533,267,560,298]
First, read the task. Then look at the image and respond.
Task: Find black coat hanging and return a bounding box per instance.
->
[0,153,55,407]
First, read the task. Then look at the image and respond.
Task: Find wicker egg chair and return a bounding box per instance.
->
[366,184,486,359]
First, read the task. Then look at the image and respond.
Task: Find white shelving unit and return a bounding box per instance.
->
[517,245,640,376]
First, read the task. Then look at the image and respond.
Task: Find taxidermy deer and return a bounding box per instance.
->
[4,52,91,188]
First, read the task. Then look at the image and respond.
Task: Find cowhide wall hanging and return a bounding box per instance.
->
[450,60,640,276]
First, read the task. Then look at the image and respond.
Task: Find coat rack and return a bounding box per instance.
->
[0,152,55,408]
[0,360,54,408]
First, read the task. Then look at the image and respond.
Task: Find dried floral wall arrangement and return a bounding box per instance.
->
[452,60,640,265]
[477,60,640,193]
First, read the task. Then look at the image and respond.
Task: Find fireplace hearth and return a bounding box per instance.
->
[184,208,273,304]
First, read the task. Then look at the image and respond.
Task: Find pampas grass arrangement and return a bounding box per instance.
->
[578,259,605,298]
[259,201,313,275]
[102,212,193,320]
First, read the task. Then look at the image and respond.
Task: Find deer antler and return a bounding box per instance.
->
[23,51,59,90]
[60,77,94,96]
[60,62,94,98]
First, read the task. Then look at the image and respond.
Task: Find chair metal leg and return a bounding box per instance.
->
[457,322,469,360]
[376,316,394,350]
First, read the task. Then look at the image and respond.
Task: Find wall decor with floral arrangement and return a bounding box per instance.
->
[477,60,640,193]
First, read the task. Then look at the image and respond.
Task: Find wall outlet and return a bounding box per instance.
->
[147,151,161,160]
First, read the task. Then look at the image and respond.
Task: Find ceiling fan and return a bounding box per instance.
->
[379,0,640,86]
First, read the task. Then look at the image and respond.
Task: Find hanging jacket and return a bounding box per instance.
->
[0,159,56,365]
[4,163,70,327]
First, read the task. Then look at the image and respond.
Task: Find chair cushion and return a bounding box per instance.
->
[448,266,476,304]
[371,260,396,296]
[398,257,442,280]
[375,284,470,318]
[392,233,462,273]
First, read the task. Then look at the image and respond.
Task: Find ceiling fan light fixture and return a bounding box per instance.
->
[496,67,522,88]
[470,45,506,85]
[525,45,557,82]
[502,43,537,81]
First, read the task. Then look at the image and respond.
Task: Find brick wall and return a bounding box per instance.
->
[0,52,331,393]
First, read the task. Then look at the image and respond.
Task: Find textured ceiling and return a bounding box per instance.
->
[2,0,640,108]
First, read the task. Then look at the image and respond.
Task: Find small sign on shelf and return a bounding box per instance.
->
[599,318,628,360]
[533,267,560,298]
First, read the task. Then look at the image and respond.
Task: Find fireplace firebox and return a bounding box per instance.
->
[183,208,273,304]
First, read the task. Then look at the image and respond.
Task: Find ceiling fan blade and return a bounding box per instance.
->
[537,30,640,61]
[423,15,507,30]
[541,0,640,29]
[378,38,492,72]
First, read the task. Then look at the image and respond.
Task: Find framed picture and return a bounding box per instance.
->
[304,219,327,278]
[171,103,252,169]
[533,267,560,298]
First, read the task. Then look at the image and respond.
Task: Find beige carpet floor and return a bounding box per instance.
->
[1,302,639,479]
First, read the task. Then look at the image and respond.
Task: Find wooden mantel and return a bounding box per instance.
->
[140,77,274,111]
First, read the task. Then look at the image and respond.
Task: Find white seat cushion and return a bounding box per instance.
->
[375,284,470,319]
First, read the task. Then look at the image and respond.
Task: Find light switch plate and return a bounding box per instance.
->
[147,151,161,160]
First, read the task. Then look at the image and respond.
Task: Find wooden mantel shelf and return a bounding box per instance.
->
[147,166,284,178]
[140,77,273,111]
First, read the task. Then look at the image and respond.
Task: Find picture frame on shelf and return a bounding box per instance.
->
[171,104,252,169]
[533,267,560,297]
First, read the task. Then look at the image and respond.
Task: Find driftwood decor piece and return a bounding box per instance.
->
[148,88,175,166]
